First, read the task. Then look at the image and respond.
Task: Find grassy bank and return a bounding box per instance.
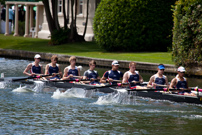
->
[0,34,174,64]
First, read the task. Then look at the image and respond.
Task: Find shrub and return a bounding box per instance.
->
[172,0,202,68]
[93,0,175,52]
[49,28,70,45]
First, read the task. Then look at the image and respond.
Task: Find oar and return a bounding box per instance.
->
[127,88,202,92]
[51,79,91,82]
[191,87,202,92]
[155,84,168,87]
[86,82,130,90]
[12,74,54,82]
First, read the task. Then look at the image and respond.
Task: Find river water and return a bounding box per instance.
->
[0,57,202,134]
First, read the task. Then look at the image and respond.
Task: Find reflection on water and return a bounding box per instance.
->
[0,57,202,134]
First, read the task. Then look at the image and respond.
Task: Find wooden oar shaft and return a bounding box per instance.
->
[155,84,168,87]
[12,74,54,81]
[127,88,202,92]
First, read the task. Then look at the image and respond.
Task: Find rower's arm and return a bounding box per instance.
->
[165,76,169,86]
[57,64,63,78]
[100,76,107,83]
[45,64,49,75]
[23,63,33,76]
[122,72,128,83]
[100,71,109,83]
[44,64,51,79]
[78,68,81,76]
[169,78,177,89]
[186,79,190,90]
[147,76,155,88]
[139,74,144,83]
[62,67,72,80]
[40,65,44,74]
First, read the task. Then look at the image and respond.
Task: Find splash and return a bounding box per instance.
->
[51,88,90,99]
[12,85,33,92]
[0,81,6,89]
[12,81,45,93]
[94,89,136,105]
[32,81,45,92]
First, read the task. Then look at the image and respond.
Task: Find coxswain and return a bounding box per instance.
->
[100,60,123,85]
[23,54,43,76]
[62,56,81,80]
[147,64,169,89]
[45,55,62,80]
[122,62,145,89]
[169,66,195,96]
[83,60,100,85]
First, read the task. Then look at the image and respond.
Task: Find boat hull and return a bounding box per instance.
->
[17,80,202,104]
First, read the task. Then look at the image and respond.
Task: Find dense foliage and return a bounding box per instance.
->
[49,28,70,45]
[93,0,175,52]
[172,0,202,68]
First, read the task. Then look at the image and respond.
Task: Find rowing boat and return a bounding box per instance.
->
[1,78,202,104]
[23,79,202,104]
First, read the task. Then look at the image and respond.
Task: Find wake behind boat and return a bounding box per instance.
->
[7,78,202,105]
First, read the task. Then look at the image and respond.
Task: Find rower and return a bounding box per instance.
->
[100,60,123,85]
[169,66,195,96]
[147,64,169,89]
[62,56,81,80]
[23,54,43,76]
[122,62,145,89]
[83,60,100,85]
[45,55,62,80]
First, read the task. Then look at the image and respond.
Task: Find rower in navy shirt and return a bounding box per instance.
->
[62,56,81,80]
[100,60,123,85]
[122,62,146,89]
[169,66,195,96]
[23,54,43,76]
[45,55,62,80]
[147,64,169,89]
[83,60,100,84]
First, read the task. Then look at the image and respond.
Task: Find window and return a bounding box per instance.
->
[58,0,62,13]
[79,0,83,14]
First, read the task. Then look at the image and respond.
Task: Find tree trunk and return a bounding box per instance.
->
[42,0,56,34]
[70,0,74,39]
[67,0,69,24]
[83,0,89,38]
[51,0,60,30]
[63,0,67,30]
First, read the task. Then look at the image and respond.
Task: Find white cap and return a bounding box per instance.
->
[34,54,41,59]
[177,66,186,72]
[112,60,119,66]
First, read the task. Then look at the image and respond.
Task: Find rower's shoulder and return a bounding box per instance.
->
[45,63,51,67]
[27,63,33,66]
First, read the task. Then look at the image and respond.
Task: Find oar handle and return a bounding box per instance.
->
[51,79,91,82]
[155,84,168,87]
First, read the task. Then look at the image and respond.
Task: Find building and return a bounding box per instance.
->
[2,0,101,41]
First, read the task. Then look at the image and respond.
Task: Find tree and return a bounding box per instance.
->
[42,0,88,44]
[93,0,175,52]
[172,0,202,71]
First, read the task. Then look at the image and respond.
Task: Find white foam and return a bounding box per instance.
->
[94,89,135,105]
[12,85,33,92]
[51,88,87,99]
[0,82,6,89]
[32,81,45,92]
[182,115,202,119]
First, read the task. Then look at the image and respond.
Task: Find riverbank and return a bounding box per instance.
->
[0,34,173,64]
[1,34,202,76]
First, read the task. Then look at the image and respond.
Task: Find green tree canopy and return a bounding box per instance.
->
[93,0,175,52]
[172,0,202,68]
